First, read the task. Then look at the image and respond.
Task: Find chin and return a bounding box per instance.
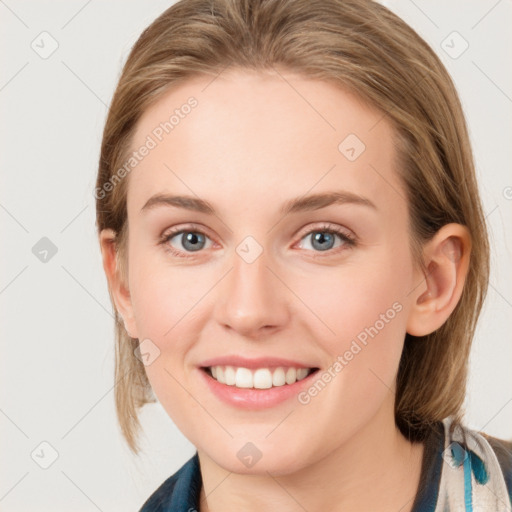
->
[207,444,313,476]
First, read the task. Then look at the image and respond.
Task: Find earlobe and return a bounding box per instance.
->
[406,224,471,337]
[99,228,139,338]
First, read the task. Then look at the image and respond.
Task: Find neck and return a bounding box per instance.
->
[196,397,425,512]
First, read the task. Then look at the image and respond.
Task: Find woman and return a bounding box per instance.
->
[95,0,512,510]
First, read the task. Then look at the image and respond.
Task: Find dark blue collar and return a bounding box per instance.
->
[410,421,445,512]
[139,451,202,512]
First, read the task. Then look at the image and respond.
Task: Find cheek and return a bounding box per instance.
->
[301,249,411,342]
[127,247,215,380]
[293,265,410,439]
[128,240,204,333]
[297,246,413,391]
[127,253,210,426]
[130,269,173,336]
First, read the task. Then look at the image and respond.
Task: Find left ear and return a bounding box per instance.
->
[406,223,471,337]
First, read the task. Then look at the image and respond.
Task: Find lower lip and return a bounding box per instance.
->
[197,367,319,410]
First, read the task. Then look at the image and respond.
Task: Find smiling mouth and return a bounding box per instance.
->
[201,365,320,389]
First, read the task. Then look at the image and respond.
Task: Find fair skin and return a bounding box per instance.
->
[100,68,470,512]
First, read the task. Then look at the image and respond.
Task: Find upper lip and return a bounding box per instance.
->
[199,355,319,370]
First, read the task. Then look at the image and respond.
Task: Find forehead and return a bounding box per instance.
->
[126,68,402,216]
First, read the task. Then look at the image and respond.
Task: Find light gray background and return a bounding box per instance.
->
[1,1,511,510]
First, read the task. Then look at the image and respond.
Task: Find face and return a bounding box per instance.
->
[120,68,422,474]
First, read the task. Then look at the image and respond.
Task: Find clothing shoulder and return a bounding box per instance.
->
[480,431,512,503]
[138,452,201,512]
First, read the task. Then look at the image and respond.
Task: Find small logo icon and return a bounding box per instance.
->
[442,441,468,469]
[236,236,263,264]
[134,338,161,366]
[31,31,59,59]
[441,31,469,59]
[32,237,58,263]
[338,134,366,161]
[31,441,59,469]
[237,442,263,468]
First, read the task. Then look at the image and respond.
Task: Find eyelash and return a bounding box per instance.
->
[158,223,357,259]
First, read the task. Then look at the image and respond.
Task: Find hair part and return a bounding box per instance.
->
[96,0,489,453]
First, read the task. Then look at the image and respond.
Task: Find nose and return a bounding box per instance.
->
[214,244,290,338]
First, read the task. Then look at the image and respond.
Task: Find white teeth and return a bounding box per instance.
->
[224,366,236,386]
[236,367,253,388]
[296,368,309,380]
[253,369,272,389]
[207,365,313,389]
[285,367,296,384]
[272,367,286,387]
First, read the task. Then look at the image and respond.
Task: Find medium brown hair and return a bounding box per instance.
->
[96,0,490,453]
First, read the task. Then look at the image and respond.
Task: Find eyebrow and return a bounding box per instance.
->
[140,190,377,216]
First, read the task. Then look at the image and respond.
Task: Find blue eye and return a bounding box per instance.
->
[160,223,356,259]
[162,229,213,257]
[297,224,356,254]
